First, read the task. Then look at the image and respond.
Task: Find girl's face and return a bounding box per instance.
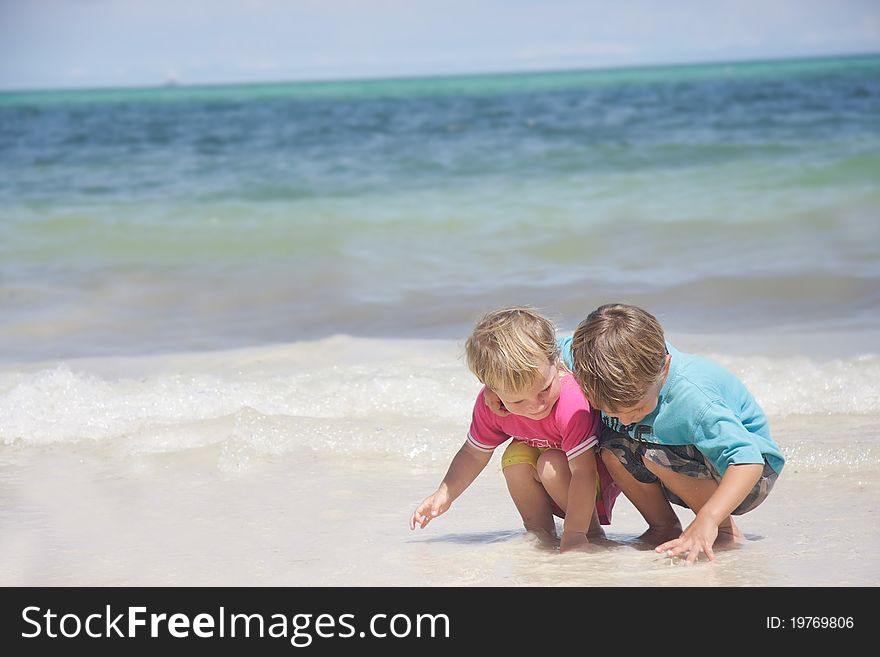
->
[493,360,561,421]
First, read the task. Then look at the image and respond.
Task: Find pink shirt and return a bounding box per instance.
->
[467,373,621,524]
[467,373,600,461]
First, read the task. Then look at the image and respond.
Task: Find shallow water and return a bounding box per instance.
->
[1,337,877,586]
[2,438,876,587]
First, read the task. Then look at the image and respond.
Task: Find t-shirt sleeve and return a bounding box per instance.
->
[692,401,767,473]
[555,378,600,461]
[558,335,575,371]
[467,388,511,453]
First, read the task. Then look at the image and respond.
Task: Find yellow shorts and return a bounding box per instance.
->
[501,441,560,469]
[500,440,610,523]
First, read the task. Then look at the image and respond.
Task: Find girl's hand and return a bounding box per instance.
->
[410,490,451,530]
[560,531,589,553]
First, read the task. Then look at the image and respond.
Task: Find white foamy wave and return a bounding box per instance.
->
[0,360,475,458]
[779,437,877,473]
[1,346,878,470]
[708,352,880,417]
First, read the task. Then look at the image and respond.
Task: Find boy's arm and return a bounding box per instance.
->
[410,441,493,530]
[559,449,599,552]
[655,462,763,563]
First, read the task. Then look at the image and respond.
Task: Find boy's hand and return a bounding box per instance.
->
[410,490,451,530]
[655,515,718,564]
[483,388,510,417]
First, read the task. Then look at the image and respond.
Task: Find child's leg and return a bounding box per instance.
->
[501,442,557,541]
[535,449,604,538]
[503,463,557,541]
[641,459,742,540]
[599,447,682,543]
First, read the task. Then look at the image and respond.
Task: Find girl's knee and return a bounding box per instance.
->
[536,449,568,480]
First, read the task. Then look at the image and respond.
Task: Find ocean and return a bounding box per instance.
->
[1,55,878,586]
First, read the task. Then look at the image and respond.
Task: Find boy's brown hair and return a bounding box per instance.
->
[465,307,560,394]
[570,303,667,410]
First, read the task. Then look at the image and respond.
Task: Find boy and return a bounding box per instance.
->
[409,307,619,552]
[485,304,785,563]
[567,303,784,563]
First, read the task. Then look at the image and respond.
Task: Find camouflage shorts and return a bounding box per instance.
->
[598,425,778,515]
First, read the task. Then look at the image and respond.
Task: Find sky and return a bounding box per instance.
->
[1,0,879,90]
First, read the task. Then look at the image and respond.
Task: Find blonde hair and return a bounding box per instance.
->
[465,307,559,394]
[570,303,667,410]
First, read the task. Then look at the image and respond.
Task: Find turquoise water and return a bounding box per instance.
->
[1,55,879,359]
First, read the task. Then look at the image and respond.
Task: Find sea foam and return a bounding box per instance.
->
[1,343,877,475]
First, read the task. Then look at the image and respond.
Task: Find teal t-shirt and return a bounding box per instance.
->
[558,336,785,477]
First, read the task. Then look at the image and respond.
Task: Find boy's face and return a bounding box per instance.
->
[599,354,671,426]
[493,360,561,421]
[601,380,663,426]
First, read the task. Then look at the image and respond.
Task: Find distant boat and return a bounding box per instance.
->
[163,74,180,87]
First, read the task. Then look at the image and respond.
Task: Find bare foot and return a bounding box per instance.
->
[717,518,745,543]
[587,526,607,540]
[632,524,682,550]
[525,528,559,548]
[587,534,623,549]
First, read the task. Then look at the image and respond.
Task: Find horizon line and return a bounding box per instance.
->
[2,49,878,95]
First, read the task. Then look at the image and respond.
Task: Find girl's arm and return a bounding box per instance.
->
[560,449,599,552]
[410,441,493,530]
